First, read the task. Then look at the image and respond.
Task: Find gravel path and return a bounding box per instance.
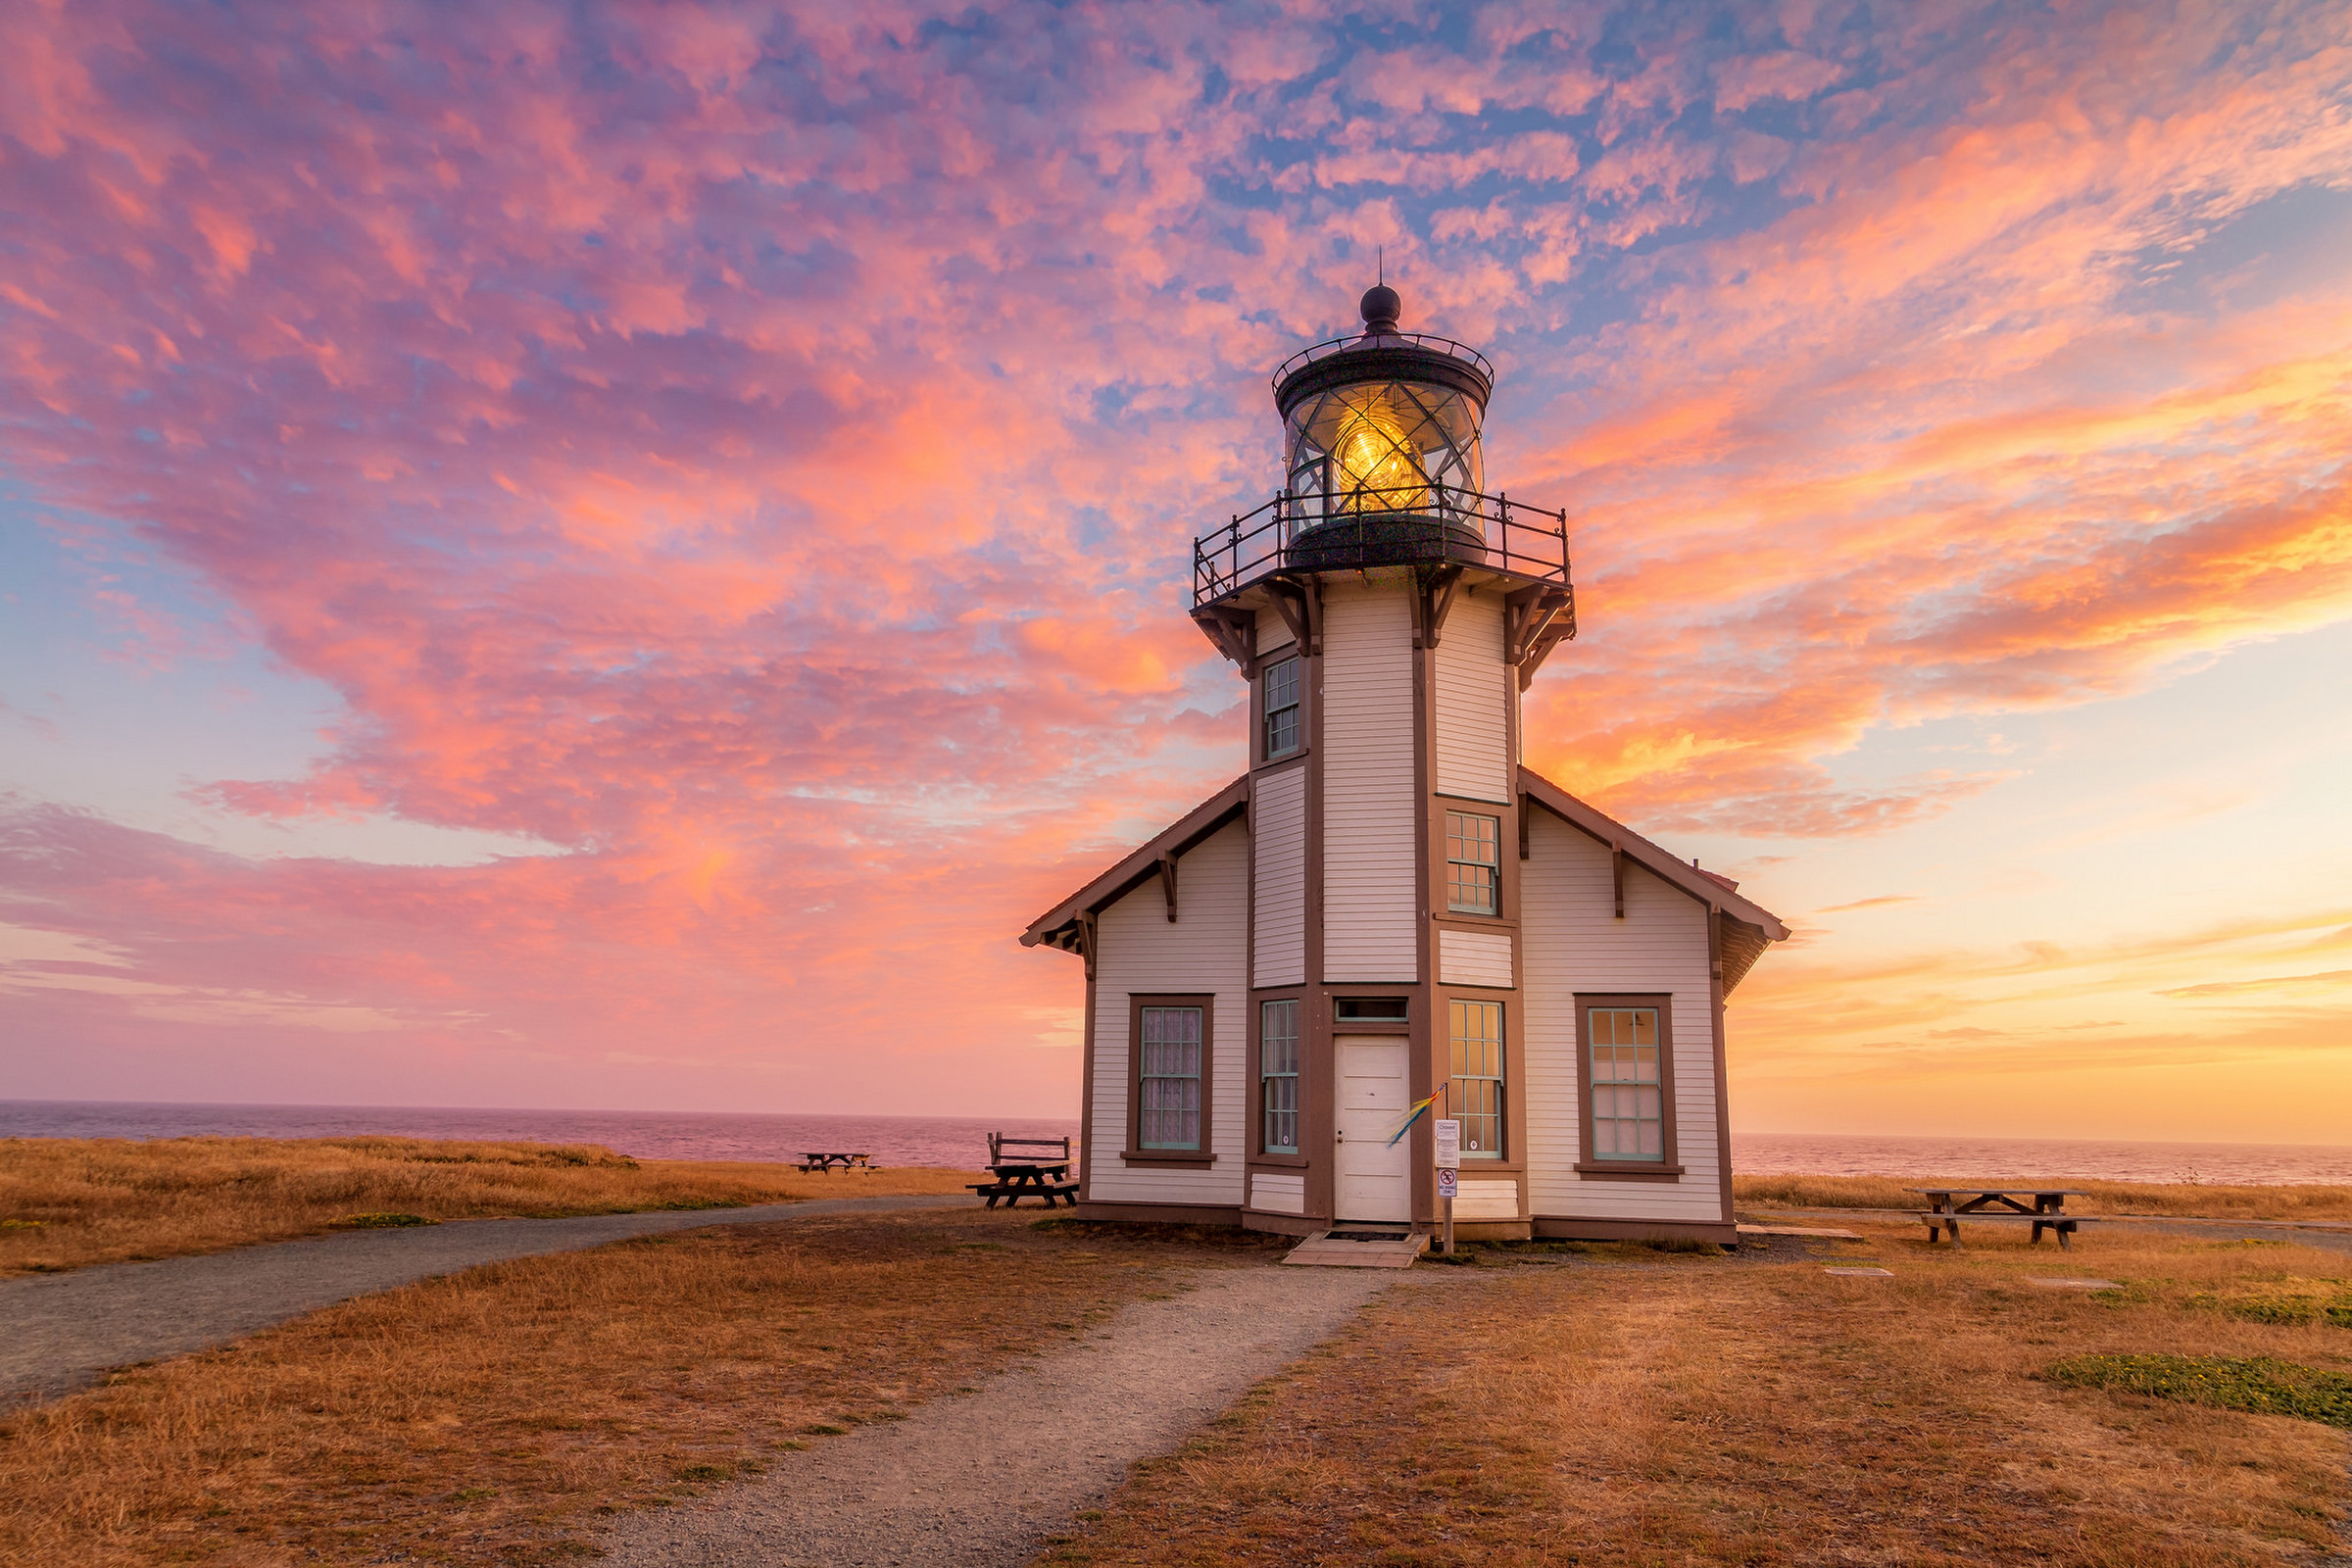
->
[599,1265,1392,1568]
[1,1193,970,1405]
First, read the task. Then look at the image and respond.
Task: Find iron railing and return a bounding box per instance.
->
[1193,483,1570,608]
[1271,331,1494,393]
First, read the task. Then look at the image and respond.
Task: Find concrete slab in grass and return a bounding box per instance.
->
[1825,1266,1894,1277]
[2029,1277,2121,1291]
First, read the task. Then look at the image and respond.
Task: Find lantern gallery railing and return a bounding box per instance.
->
[1271,331,1495,392]
[1192,483,1571,609]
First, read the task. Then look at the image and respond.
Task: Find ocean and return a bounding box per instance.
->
[3,1102,2348,1185]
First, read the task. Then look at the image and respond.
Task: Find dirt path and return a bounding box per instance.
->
[1,1193,970,1405]
[598,1265,1392,1568]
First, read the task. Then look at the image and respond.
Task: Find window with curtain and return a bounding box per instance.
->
[1138,1005,1203,1151]
[1448,999,1503,1158]
[1446,810,1499,913]
[1588,1005,1663,1160]
[1260,999,1298,1152]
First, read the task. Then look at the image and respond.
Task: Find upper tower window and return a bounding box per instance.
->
[1446,810,1500,913]
[1262,656,1300,759]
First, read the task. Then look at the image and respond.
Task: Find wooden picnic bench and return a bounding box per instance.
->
[795,1152,874,1173]
[1910,1187,2099,1250]
[968,1134,1078,1209]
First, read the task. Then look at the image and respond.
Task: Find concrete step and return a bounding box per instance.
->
[1282,1228,1429,1268]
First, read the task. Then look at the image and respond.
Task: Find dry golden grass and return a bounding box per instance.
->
[0,1207,1283,1567]
[1040,1222,2352,1566]
[1734,1171,2352,1224]
[0,1136,976,1273]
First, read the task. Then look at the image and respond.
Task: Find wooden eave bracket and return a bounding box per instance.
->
[1412,565,1465,649]
[1610,842,1626,919]
[1264,576,1319,657]
[1506,584,1577,690]
[1157,854,1178,923]
[1192,607,1258,675]
[1075,911,1097,982]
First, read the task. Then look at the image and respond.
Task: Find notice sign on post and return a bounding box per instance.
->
[1436,1167,1458,1200]
[1433,1118,1461,1169]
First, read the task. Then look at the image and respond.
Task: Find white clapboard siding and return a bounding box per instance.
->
[1252,766,1306,989]
[1089,820,1249,1208]
[1433,592,1512,804]
[1256,604,1298,660]
[1321,582,1418,981]
[1250,1170,1306,1214]
[1438,927,1513,988]
[1520,810,1723,1221]
[1453,1178,1523,1220]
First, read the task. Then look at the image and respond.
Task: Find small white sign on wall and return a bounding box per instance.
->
[1433,1117,1460,1169]
[1436,1167,1458,1200]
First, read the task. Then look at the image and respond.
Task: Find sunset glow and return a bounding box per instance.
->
[2,2,2347,1139]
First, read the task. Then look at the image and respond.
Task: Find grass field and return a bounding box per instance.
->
[0,1136,976,1273]
[0,1206,1282,1567]
[1041,1221,2352,1567]
[1735,1171,2352,1224]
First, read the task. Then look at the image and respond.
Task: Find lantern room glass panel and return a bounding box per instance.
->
[1285,378,1484,521]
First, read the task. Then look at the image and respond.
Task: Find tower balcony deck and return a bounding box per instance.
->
[1192,483,1572,611]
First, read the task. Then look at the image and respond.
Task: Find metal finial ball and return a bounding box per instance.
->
[1359,283,1401,332]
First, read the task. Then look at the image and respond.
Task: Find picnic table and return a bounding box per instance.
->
[795,1152,874,1173]
[1910,1187,2097,1250]
[968,1134,1079,1209]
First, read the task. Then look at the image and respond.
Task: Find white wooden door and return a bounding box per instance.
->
[1334,1036,1411,1222]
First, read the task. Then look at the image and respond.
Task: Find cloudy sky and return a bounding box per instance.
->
[2,1,2347,1140]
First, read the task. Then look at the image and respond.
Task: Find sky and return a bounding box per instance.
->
[1,0,2348,1141]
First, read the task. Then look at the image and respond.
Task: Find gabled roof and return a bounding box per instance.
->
[1017,765,1790,996]
[1019,775,1250,953]
[1519,766,1788,996]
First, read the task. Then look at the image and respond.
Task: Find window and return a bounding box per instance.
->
[1446,810,1499,913]
[1333,996,1408,1022]
[1137,1004,1204,1152]
[1262,656,1300,760]
[1448,1000,1504,1158]
[1586,1004,1668,1163]
[1260,1000,1299,1152]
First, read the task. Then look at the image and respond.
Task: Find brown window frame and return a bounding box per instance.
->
[1445,808,1501,915]
[1253,643,1303,767]
[1574,993,1684,1179]
[1125,994,1216,1166]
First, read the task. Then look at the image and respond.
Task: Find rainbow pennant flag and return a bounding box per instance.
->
[1385,1094,1440,1147]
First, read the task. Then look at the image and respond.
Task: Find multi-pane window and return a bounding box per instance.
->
[1448,1000,1504,1158]
[1589,1006,1663,1160]
[1139,1005,1203,1151]
[1260,1000,1299,1153]
[1446,810,1499,913]
[1262,657,1300,759]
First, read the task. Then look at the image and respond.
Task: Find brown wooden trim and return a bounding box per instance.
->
[1518,767,1788,939]
[1410,606,1436,1224]
[1252,639,1305,769]
[1434,986,1523,1172]
[1248,1152,1310,1170]
[1072,1200,1242,1226]
[1157,854,1178,922]
[1125,993,1215,1161]
[1709,905,1736,1225]
[1078,972,1098,1201]
[1120,1152,1216,1168]
[1573,991,1680,1176]
[1021,777,1250,947]
[1302,612,1333,1224]
[1610,843,1625,919]
[1533,1216,1736,1245]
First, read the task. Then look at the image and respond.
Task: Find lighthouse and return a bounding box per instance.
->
[1023,288,1788,1247]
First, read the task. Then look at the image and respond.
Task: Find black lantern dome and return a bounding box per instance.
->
[1269,286,1496,570]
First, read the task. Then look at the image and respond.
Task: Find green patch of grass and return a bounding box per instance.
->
[451,1488,496,1502]
[2046,1353,2352,1429]
[333,1212,434,1228]
[0,1219,45,1230]
[801,1423,849,1437]
[2186,1277,2352,1329]
[672,1463,731,1482]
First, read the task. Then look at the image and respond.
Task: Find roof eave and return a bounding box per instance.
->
[1517,766,1791,942]
[1019,776,1251,949]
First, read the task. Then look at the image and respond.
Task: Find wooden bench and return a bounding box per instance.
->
[1916,1212,2100,1250]
[988,1134,1072,1166]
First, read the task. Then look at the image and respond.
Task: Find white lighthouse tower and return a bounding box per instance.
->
[1024,287,1787,1247]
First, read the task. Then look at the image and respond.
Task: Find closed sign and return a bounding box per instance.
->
[1433,1118,1460,1168]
